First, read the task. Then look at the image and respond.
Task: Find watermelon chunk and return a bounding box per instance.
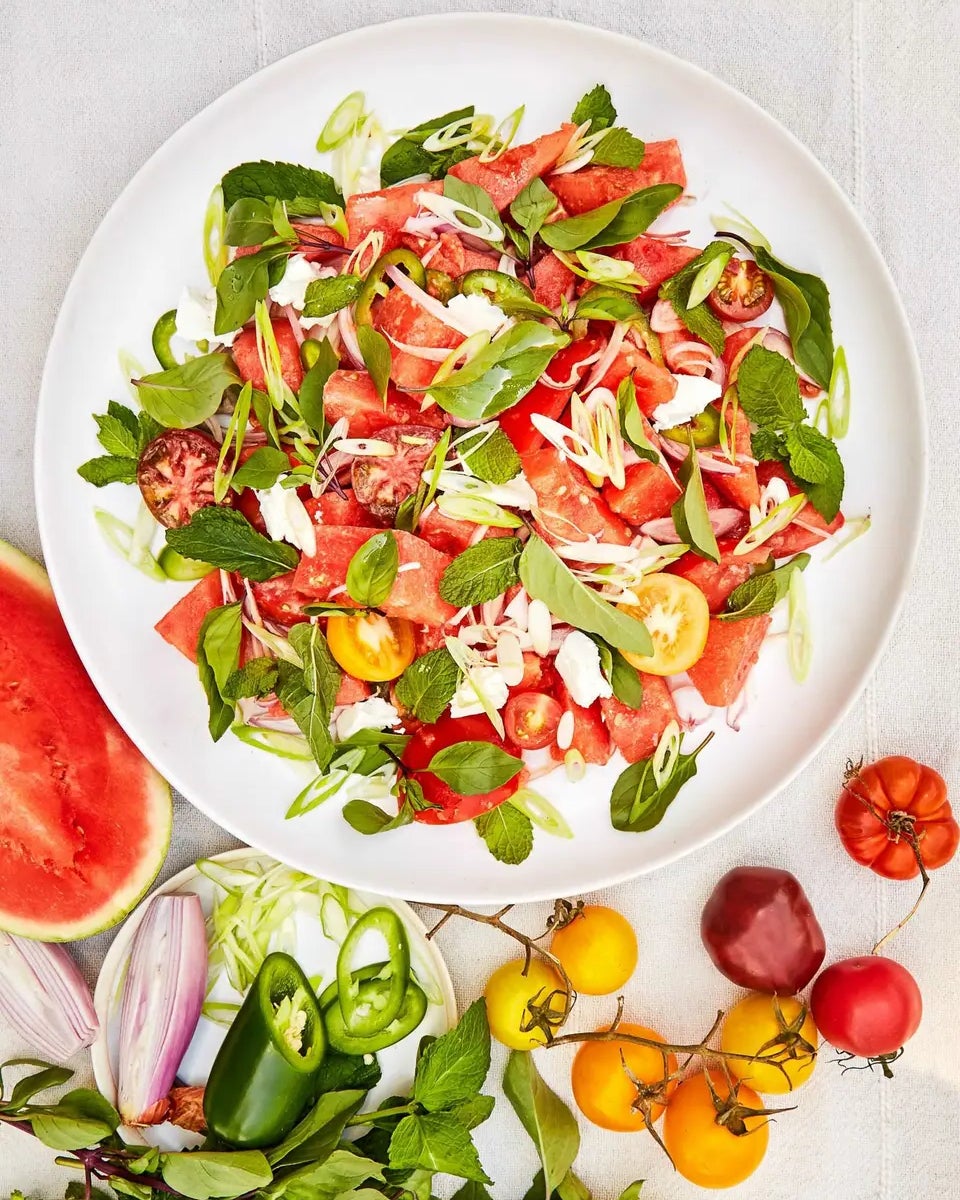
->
[232,320,303,393]
[549,140,687,214]
[524,446,632,546]
[598,347,676,416]
[600,675,678,763]
[499,335,604,455]
[667,539,767,614]
[604,458,680,527]
[450,125,576,211]
[346,179,443,250]
[614,235,701,302]
[323,370,448,437]
[402,231,499,279]
[0,540,171,940]
[306,489,384,529]
[531,252,576,310]
[711,403,760,511]
[374,286,463,390]
[155,571,223,662]
[549,681,612,765]
[335,675,371,705]
[687,615,772,707]
[417,508,510,556]
[250,569,310,628]
[294,526,456,626]
[755,462,845,556]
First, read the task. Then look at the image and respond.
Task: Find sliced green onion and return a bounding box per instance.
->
[478,105,525,162]
[416,193,503,245]
[230,723,314,761]
[255,299,295,412]
[317,91,367,152]
[814,398,830,436]
[555,250,646,293]
[319,893,350,943]
[719,386,739,463]
[787,568,812,682]
[242,618,300,664]
[827,345,850,438]
[436,493,523,528]
[202,1001,241,1026]
[316,202,349,242]
[421,115,478,153]
[823,514,872,562]
[509,789,573,839]
[443,636,505,738]
[203,184,229,285]
[652,720,681,787]
[734,492,807,556]
[709,203,771,251]
[159,546,214,581]
[214,381,252,503]
[564,749,586,783]
[94,508,164,581]
[429,330,492,386]
[687,248,732,309]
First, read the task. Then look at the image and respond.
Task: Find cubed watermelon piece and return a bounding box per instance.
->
[499,335,605,454]
[374,286,463,389]
[524,446,632,545]
[155,572,224,662]
[549,681,613,765]
[687,615,772,707]
[416,507,510,556]
[531,252,576,310]
[711,403,760,511]
[402,231,500,279]
[604,458,680,526]
[323,370,448,437]
[451,125,576,211]
[294,526,456,626]
[345,180,443,250]
[667,539,766,613]
[232,320,303,393]
[600,674,678,763]
[614,235,701,302]
[335,675,371,705]
[250,569,311,628]
[549,140,687,214]
[305,489,384,529]
[600,348,676,417]
[755,462,845,556]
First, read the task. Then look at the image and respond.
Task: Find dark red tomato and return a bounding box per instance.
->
[811,956,922,1059]
[137,429,224,529]
[701,866,826,993]
[707,258,774,322]
[504,692,563,751]
[402,713,520,825]
[231,319,304,393]
[351,424,441,521]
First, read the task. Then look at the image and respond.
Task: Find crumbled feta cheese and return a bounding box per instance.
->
[174,286,240,347]
[450,665,510,719]
[445,292,509,337]
[335,697,402,741]
[268,253,323,310]
[652,374,723,430]
[256,478,317,556]
[555,631,613,708]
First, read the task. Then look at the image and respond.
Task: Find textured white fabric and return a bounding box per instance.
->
[2,2,959,1196]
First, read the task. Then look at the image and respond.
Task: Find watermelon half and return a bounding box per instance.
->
[0,539,172,940]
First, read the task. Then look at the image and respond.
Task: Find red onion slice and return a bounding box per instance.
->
[0,934,98,1061]
[580,323,626,394]
[641,507,743,542]
[337,304,364,367]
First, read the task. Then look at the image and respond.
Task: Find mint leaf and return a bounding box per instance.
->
[796,436,844,522]
[345,530,399,607]
[265,1090,365,1168]
[426,741,523,795]
[610,732,713,832]
[389,1113,490,1183]
[357,324,392,403]
[458,426,521,484]
[658,243,728,356]
[380,106,475,187]
[448,1094,496,1132]
[751,427,787,463]
[571,84,616,131]
[720,554,810,622]
[275,660,334,770]
[288,623,340,717]
[196,602,242,742]
[452,1182,494,1200]
[671,433,720,563]
[395,647,460,722]
[77,455,139,486]
[134,352,239,429]
[439,536,522,606]
[223,657,280,700]
[592,127,645,169]
[503,1052,580,1200]
[475,804,533,865]
[221,161,343,212]
[94,411,139,458]
[302,274,363,318]
[166,507,299,581]
[753,246,834,388]
[231,446,289,492]
[737,345,806,430]
[414,998,491,1111]
[582,184,681,249]
[784,422,835,484]
[509,178,558,248]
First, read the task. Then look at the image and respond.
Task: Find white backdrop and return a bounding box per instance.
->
[1,2,958,1197]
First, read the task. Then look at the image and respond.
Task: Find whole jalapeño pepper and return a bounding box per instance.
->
[203,952,326,1148]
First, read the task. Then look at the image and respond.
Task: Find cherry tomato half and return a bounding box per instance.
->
[137,429,224,529]
[707,258,775,323]
[618,573,710,676]
[326,612,416,682]
[810,956,922,1059]
[504,691,563,750]
[402,713,520,824]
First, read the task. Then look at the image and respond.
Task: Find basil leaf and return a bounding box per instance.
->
[671,434,720,564]
[134,352,239,429]
[522,1171,592,1200]
[77,455,139,486]
[265,1089,366,1167]
[609,648,644,709]
[737,345,806,430]
[160,1150,273,1200]
[262,1149,382,1200]
[519,534,652,655]
[222,657,280,700]
[475,804,533,865]
[342,799,412,836]
[720,554,810,621]
[345,530,400,607]
[617,376,660,464]
[591,127,645,169]
[583,184,682,249]
[380,106,475,186]
[357,324,392,403]
[443,176,504,242]
[275,659,335,770]
[571,84,616,131]
[298,337,339,432]
[610,732,713,832]
[6,1064,73,1108]
[658,243,729,356]
[196,602,242,741]
[221,161,343,212]
[458,426,521,484]
[439,537,522,606]
[503,1052,580,1200]
[452,1182,495,1200]
[230,446,289,492]
[575,285,642,324]
[29,1088,120,1151]
[753,245,834,388]
[224,198,276,247]
[429,322,570,421]
[215,244,289,334]
[389,1113,490,1184]
[333,728,411,774]
[509,178,557,248]
[395,647,460,722]
[618,1184,645,1200]
[166,507,299,581]
[426,741,523,795]
[302,274,363,318]
[540,194,628,252]
[414,998,491,1111]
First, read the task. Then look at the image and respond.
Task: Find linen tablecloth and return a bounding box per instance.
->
[2,2,958,1196]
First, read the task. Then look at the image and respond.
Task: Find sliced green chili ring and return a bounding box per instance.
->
[324,980,428,1054]
[158,545,214,581]
[335,907,410,1037]
[317,960,388,1011]
[630,307,664,366]
[300,338,324,370]
[151,310,179,370]
[203,951,326,1149]
[426,269,456,304]
[457,268,536,306]
[660,405,723,448]
[355,249,427,325]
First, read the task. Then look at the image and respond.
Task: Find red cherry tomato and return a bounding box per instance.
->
[835,756,958,880]
[504,692,563,751]
[811,956,922,1058]
[401,714,520,825]
[701,866,826,993]
[707,258,774,322]
[137,429,224,529]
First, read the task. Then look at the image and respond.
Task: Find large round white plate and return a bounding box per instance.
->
[35,15,924,904]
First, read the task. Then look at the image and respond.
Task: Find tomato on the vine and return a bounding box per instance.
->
[571,1023,677,1132]
[484,958,567,1051]
[721,992,817,1095]
[810,956,922,1060]
[663,1069,769,1188]
[550,905,638,995]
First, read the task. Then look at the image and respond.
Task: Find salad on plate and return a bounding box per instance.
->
[78,85,861,865]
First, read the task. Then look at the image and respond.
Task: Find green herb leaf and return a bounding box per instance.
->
[509,178,558,249]
[345,530,400,607]
[522,1170,593,1200]
[737,345,806,430]
[519,534,652,655]
[298,337,339,432]
[458,426,521,484]
[380,106,475,187]
[751,426,787,463]
[591,127,645,169]
[224,198,277,247]
[275,659,335,770]
[134,353,239,429]
[312,1048,382,1097]
[795,438,844,522]
[720,553,810,621]
[265,1089,366,1167]
[671,433,720,564]
[610,732,713,832]
[342,799,411,836]
[659,243,729,356]
[357,324,392,403]
[571,84,616,131]
[230,446,290,492]
[395,647,460,722]
[503,1052,580,1200]
[166,507,299,581]
[429,322,570,422]
[288,623,341,715]
[29,1089,119,1152]
[302,274,364,318]
[451,1183,495,1200]
[582,185,681,250]
[574,285,642,324]
[6,1065,73,1109]
[77,455,139,486]
[196,602,242,741]
[439,536,522,606]
[539,195,626,252]
[261,1149,381,1200]
[221,161,343,212]
[389,1113,490,1184]
[784,422,832,483]
[214,245,290,335]
[447,1093,496,1132]
[616,376,660,464]
[618,1184,645,1200]
[426,741,523,795]
[475,804,534,864]
[94,410,139,458]
[443,176,504,243]
[609,648,644,708]
[753,246,834,388]
[414,998,491,1111]
[222,657,280,700]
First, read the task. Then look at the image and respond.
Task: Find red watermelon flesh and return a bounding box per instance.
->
[0,540,171,940]
[345,180,443,250]
[548,140,687,214]
[549,681,612,765]
[613,235,701,302]
[667,540,768,613]
[323,370,448,438]
[450,125,576,210]
[600,674,678,763]
[155,570,223,662]
[524,446,632,546]
[755,461,845,556]
[374,287,463,390]
[603,458,680,527]
[687,615,772,707]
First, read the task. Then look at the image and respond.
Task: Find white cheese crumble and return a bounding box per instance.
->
[445,292,509,337]
[652,374,723,430]
[450,664,510,719]
[335,697,402,741]
[554,630,613,708]
[174,286,239,347]
[268,253,323,310]
[255,478,317,556]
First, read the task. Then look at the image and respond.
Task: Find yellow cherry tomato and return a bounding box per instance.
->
[617,573,709,675]
[721,992,818,1095]
[326,612,416,682]
[571,1023,677,1131]
[550,905,638,995]
[484,959,567,1051]
[662,1069,769,1189]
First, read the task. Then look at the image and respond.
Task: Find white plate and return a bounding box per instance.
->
[91,848,456,1148]
[35,15,924,903]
